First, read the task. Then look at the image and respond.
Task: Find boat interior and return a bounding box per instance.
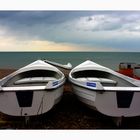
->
[3,69,62,87]
[72,70,136,87]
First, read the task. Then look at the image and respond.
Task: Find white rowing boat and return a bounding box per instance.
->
[0,60,65,117]
[44,59,72,77]
[69,60,140,118]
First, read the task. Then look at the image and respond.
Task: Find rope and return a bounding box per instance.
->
[37,92,45,115]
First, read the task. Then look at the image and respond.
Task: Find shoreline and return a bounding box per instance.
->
[0,68,16,79]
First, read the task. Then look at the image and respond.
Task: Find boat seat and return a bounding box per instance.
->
[14,77,57,85]
[88,78,117,84]
[76,77,117,85]
[76,78,87,81]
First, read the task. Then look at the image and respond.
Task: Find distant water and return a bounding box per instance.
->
[0,52,140,70]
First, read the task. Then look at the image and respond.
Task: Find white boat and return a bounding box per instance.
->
[44,59,72,77]
[69,60,140,118]
[0,60,65,117]
[44,59,72,70]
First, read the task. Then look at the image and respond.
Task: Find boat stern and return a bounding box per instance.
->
[95,91,140,117]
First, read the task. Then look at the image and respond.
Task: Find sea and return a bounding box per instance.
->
[0,52,140,70]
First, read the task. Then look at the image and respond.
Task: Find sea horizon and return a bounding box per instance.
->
[0,52,139,71]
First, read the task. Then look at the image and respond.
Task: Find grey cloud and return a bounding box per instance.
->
[1,11,140,36]
[0,11,96,26]
[0,11,140,51]
[0,11,96,39]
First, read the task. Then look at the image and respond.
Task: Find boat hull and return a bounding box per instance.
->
[0,86,63,116]
[72,84,140,117]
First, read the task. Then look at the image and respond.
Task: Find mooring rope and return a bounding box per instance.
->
[37,92,45,115]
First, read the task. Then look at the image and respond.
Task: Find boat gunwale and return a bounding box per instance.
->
[0,83,65,92]
[0,60,66,92]
[70,81,140,92]
[69,60,140,89]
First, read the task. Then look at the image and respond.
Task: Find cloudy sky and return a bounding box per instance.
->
[0,11,140,52]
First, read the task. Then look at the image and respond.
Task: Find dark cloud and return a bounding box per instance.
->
[0,11,96,39]
[0,11,95,26]
[0,11,140,34]
[0,11,140,51]
[1,11,137,28]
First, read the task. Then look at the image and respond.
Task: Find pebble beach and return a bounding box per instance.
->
[0,69,140,129]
